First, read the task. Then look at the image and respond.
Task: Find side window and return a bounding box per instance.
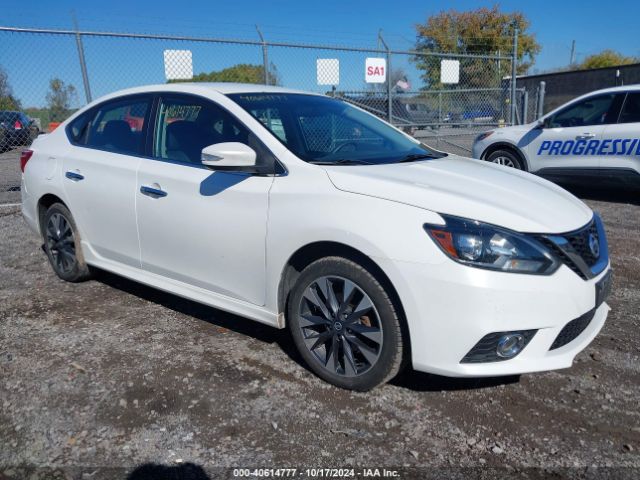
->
[82,97,150,155]
[618,93,640,124]
[68,111,93,144]
[549,94,617,128]
[153,96,251,164]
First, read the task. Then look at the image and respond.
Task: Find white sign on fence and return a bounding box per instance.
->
[365,57,386,83]
[164,50,193,80]
[317,58,340,85]
[440,59,460,84]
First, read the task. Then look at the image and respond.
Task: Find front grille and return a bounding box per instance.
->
[549,309,595,350]
[567,221,599,267]
[537,216,606,281]
[538,237,586,279]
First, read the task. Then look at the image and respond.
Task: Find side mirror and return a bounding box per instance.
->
[201,142,257,171]
[536,117,550,129]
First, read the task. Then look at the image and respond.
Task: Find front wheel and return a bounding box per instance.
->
[43,203,92,282]
[486,149,525,170]
[287,257,405,391]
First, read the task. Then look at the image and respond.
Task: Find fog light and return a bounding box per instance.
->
[496,334,525,358]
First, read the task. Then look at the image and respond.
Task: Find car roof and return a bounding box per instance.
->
[579,84,640,95]
[91,82,320,103]
[535,83,640,121]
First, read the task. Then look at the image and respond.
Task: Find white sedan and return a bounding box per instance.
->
[20,83,612,390]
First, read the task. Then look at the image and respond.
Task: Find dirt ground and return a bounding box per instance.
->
[0,155,639,478]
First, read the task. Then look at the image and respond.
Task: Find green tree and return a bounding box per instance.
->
[414,5,541,89]
[577,50,637,70]
[180,63,280,85]
[0,67,22,111]
[45,78,77,123]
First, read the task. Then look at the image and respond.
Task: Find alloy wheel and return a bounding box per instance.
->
[297,276,383,377]
[492,155,516,167]
[46,213,77,274]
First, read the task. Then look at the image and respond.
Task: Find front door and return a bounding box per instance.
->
[135,93,273,305]
[525,93,624,172]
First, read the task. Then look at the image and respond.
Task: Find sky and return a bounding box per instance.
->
[2,0,640,108]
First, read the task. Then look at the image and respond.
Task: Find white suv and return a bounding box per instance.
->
[473,85,640,187]
[21,83,612,390]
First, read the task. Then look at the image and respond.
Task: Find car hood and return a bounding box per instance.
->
[323,155,593,233]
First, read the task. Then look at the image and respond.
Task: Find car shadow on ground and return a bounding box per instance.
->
[94,270,303,360]
[391,369,520,392]
[556,182,640,206]
[127,462,210,479]
[96,270,521,393]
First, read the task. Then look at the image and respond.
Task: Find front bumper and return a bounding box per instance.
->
[376,255,611,377]
[471,139,486,159]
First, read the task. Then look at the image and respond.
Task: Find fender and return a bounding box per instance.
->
[481,141,530,171]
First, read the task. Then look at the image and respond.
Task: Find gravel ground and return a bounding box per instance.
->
[0,154,639,478]
[0,148,22,205]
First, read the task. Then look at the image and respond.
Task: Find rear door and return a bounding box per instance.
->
[601,91,640,175]
[526,93,624,172]
[62,94,152,267]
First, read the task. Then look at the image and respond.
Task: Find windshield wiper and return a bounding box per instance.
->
[309,159,376,165]
[396,153,438,163]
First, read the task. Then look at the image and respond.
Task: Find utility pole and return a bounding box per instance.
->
[378,31,392,124]
[255,25,269,85]
[569,40,576,66]
[510,23,518,125]
[72,12,92,103]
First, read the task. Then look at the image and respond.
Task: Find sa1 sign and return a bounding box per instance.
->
[365,58,386,83]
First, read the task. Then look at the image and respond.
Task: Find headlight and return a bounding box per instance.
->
[425,215,559,275]
[475,131,494,142]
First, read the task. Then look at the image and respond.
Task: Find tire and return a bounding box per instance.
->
[287,256,405,391]
[486,148,525,170]
[42,203,92,282]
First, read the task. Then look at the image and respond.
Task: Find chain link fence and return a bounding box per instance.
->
[0,25,524,198]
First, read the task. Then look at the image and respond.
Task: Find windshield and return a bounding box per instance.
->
[227,93,442,165]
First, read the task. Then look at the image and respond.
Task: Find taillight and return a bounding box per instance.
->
[14,120,23,130]
[20,150,33,173]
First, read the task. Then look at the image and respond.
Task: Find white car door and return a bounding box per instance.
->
[135,93,274,305]
[602,91,640,175]
[62,95,152,267]
[525,93,624,173]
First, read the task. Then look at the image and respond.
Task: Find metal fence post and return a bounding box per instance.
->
[255,25,269,85]
[378,32,392,124]
[537,81,546,119]
[73,15,92,103]
[510,23,518,125]
[522,89,528,124]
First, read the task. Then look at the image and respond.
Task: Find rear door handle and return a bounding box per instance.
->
[575,133,596,140]
[140,185,167,198]
[65,171,84,181]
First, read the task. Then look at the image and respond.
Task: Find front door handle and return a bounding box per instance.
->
[65,171,84,181]
[575,133,596,140]
[140,185,168,198]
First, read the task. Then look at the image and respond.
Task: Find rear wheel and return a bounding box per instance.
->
[287,257,404,391]
[43,203,92,282]
[487,148,525,170]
